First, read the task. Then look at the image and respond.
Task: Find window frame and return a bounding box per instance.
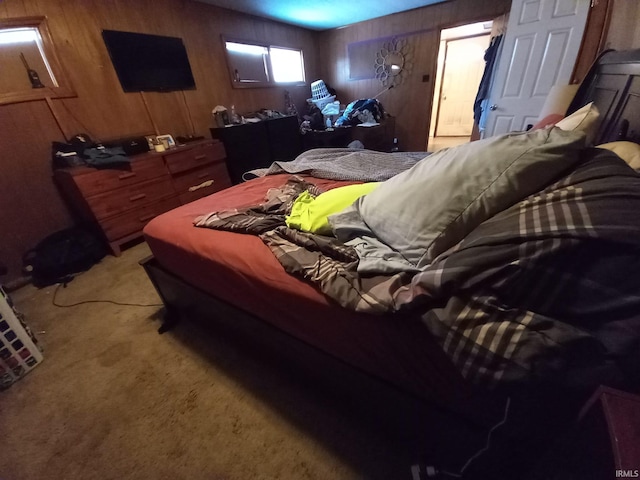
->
[222,36,306,89]
[0,16,76,105]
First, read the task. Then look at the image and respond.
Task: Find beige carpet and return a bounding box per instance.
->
[0,241,487,480]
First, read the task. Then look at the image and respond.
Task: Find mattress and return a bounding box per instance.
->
[143,174,472,405]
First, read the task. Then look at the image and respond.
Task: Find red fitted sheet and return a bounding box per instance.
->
[143,174,469,404]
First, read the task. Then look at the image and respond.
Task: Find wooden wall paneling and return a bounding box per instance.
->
[0,101,74,280]
[23,0,47,17]
[143,91,190,138]
[0,0,28,17]
[51,2,148,139]
[399,30,441,151]
[605,0,640,51]
[635,3,640,49]
[178,4,232,133]
[186,6,257,127]
[571,0,614,84]
[176,5,227,134]
[41,0,104,140]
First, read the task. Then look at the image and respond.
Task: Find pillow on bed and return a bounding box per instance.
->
[530,113,564,131]
[556,102,600,145]
[596,141,640,170]
[286,182,381,235]
[334,127,587,271]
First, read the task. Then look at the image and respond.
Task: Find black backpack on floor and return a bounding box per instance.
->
[23,227,107,287]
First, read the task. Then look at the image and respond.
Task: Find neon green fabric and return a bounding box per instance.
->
[286,182,381,235]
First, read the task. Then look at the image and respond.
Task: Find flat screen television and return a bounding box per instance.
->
[102,30,196,92]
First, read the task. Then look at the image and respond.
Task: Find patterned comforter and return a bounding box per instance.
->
[196,148,640,389]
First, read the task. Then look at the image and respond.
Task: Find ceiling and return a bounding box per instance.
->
[194,0,450,31]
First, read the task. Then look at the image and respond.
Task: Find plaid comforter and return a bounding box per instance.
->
[197,149,640,388]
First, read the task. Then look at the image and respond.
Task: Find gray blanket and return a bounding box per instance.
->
[245,148,429,181]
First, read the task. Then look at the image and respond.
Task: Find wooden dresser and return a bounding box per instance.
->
[54,139,231,255]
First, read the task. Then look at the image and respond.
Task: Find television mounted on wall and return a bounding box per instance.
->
[102,29,196,93]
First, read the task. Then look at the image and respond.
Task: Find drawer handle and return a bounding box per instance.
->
[194,154,207,160]
[118,172,136,180]
[188,179,214,192]
[138,213,155,222]
[129,193,147,202]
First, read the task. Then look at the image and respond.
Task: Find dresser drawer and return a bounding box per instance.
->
[100,196,181,241]
[178,184,219,205]
[73,156,167,196]
[171,162,232,197]
[165,141,226,174]
[86,176,174,220]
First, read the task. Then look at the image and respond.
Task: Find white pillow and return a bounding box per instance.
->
[556,102,600,145]
[596,141,640,170]
[345,127,587,270]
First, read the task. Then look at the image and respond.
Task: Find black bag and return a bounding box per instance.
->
[23,227,107,287]
[51,140,86,169]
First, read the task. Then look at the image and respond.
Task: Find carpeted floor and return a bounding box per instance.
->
[0,241,493,480]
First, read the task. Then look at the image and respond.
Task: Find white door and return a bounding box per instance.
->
[482,0,590,138]
[436,35,491,137]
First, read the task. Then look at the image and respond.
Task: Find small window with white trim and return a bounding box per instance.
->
[224,38,305,88]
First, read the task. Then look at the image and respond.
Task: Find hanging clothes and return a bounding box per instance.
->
[473,34,504,127]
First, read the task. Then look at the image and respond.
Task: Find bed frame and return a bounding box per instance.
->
[140,252,513,427]
[140,48,640,428]
[567,48,640,144]
[140,256,527,456]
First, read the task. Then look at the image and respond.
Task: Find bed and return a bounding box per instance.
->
[142,49,640,426]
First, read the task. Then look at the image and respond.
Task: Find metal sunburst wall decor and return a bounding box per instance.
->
[374,37,412,87]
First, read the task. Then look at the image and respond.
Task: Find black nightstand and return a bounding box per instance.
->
[211,115,301,184]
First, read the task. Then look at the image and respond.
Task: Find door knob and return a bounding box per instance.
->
[489,104,498,111]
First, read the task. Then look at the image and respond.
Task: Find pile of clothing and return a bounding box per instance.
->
[335,98,385,127]
[52,133,130,169]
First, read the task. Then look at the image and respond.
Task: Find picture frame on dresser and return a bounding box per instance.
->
[156,134,176,149]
